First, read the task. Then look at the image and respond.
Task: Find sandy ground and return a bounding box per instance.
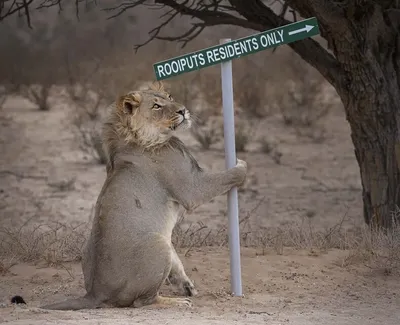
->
[1,93,399,324]
[0,248,400,325]
[1,247,400,325]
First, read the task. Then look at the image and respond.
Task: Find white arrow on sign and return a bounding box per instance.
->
[288,24,314,36]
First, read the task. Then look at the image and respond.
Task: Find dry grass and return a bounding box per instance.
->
[2,205,399,275]
[258,137,282,164]
[235,121,252,153]
[338,216,400,273]
[0,221,89,271]
[271,61,332,143]
[190,121,223,150]
[0,84,18,109]
[20,84,52,111]
[172,210,400,275]
[279,79,330,128]
[73,119,108,165]
[69,89,109,165]
[234,74,266,119]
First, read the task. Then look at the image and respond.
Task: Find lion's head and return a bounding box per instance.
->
[104,81,191,157]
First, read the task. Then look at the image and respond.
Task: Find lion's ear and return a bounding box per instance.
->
[150,80,164,92]
[118,92,142,115]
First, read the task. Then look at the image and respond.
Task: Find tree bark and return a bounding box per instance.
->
[346,80,400,227]
[322,5,400,228]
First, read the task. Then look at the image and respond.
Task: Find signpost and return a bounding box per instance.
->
[219,38,242,296]
[153,17,319,80]
[153,17,320,297]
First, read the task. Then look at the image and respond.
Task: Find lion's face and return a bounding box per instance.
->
[115,82,191,147]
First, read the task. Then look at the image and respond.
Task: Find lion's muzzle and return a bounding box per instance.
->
[171,108,191,130]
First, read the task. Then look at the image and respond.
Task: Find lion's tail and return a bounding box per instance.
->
[40,295,98,311]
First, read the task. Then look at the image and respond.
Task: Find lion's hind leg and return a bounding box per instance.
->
[127,233,192,309]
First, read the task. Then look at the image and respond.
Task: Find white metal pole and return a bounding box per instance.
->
[219,38,242,297]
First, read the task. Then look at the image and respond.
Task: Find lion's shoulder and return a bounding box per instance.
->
[166,136,202,172]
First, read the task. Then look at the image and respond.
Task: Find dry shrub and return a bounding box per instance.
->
[189,104,224,151]
[64,54,106,122]
[64,55,122,165]
[194,68,223,112]
[1,209,399,275]
[258,136,282,164]
[72,114,108,165]
[259,136,275,154]
[339,215,400,273]
[172,206,400,274]
[0,258,17,275]
[279,79,330,128]
[188,116,252,152]
[235,120,252,152]
[171,210,353,255]
[0,93,6,109]
[68,84,109,166]
[234,73,265,119]
[0,84,18,109]
[270,54,332,142]
[0,20,66,111]
[0,221,89,266]
[190,120,223,150]
[233,57,277,119]
[19,84,52,111]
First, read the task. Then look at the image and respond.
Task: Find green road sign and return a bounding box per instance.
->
[153,17,320,80]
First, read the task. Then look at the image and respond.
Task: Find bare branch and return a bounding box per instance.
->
[108,0,343,89]
[22,0,32,27]
[36,0,61,9]
[0,0,85,26]
[133,7,180,51]
[105,0,264,29]
[0,0,34,26]
[127,1,264,52]
[158,23,206,48]
[75,0,79,20]
[104,0,147,19]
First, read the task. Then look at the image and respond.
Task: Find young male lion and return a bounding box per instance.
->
[40,81,247,310]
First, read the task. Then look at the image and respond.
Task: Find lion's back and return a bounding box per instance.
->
[98,164,168,231]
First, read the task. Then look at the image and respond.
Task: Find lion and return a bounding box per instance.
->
[40,81,247,310]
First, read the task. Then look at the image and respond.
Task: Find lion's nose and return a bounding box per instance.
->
[177,109,185,116]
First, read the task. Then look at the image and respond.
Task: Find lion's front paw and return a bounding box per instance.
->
[236,159,247,170]
[235,158,247,186]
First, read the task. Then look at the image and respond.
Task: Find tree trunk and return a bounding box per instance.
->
[328,6,400,228]
[347,90,400,228]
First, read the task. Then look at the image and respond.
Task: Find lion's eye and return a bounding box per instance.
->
[152,103,162,110]
[169,95,173,101]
